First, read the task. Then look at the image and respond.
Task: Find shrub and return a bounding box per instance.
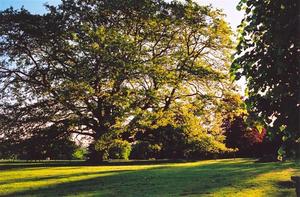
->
[72,147,87,160]
[107,139,132,160]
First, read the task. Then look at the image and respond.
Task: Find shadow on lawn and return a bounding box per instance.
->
[0,159,192,170]
[1,159,299,197]
[0,170,134,186]
[0,161,84,170]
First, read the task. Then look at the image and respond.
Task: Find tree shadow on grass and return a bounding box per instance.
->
[0,159,192,170]
[1,159,299,197]
[0,170,133,186]
[0,161,85,170]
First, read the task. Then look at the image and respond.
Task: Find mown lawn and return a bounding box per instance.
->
[0,159,299,197]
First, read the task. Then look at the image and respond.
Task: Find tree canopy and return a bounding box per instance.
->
[0,0,241,161]
[232,0,300,157]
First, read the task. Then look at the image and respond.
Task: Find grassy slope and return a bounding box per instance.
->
[0,159,299,197]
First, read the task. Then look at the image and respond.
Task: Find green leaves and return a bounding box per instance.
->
[232,0,300,158]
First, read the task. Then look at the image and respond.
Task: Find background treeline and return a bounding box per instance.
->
[0,133,87,160]
[0,114,278,161]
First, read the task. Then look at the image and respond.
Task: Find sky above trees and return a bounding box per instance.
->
[195,0,243,29]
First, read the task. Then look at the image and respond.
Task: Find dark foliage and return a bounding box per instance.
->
[0,127,77,160]
[232,0,300,157]
[130,141,161,160]
[132,126,188,159]
[223,115,271,157]
[131,125,229,160]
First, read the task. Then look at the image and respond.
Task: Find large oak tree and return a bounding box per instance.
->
[0,0,237,161]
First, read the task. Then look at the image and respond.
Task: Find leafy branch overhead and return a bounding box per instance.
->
[232,0,299,157]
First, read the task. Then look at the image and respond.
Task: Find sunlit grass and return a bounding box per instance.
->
[0,159,299,196]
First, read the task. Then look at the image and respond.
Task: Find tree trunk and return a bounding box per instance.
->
[86,127,108,163]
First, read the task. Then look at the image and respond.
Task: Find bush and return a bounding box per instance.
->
[107,139,132,160]
[72,147,87,160]
[130,141,161,159]
[95,138,132,160]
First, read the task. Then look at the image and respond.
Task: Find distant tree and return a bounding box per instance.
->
[0,0,236,162]
[232,0,300,157]
[0,125,78,160]
[0,138,18,159]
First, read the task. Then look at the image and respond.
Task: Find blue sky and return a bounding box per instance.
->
[0,0,60,14]
[0,0,244,29]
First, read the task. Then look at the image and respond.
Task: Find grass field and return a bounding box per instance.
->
[0,158,299,197]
